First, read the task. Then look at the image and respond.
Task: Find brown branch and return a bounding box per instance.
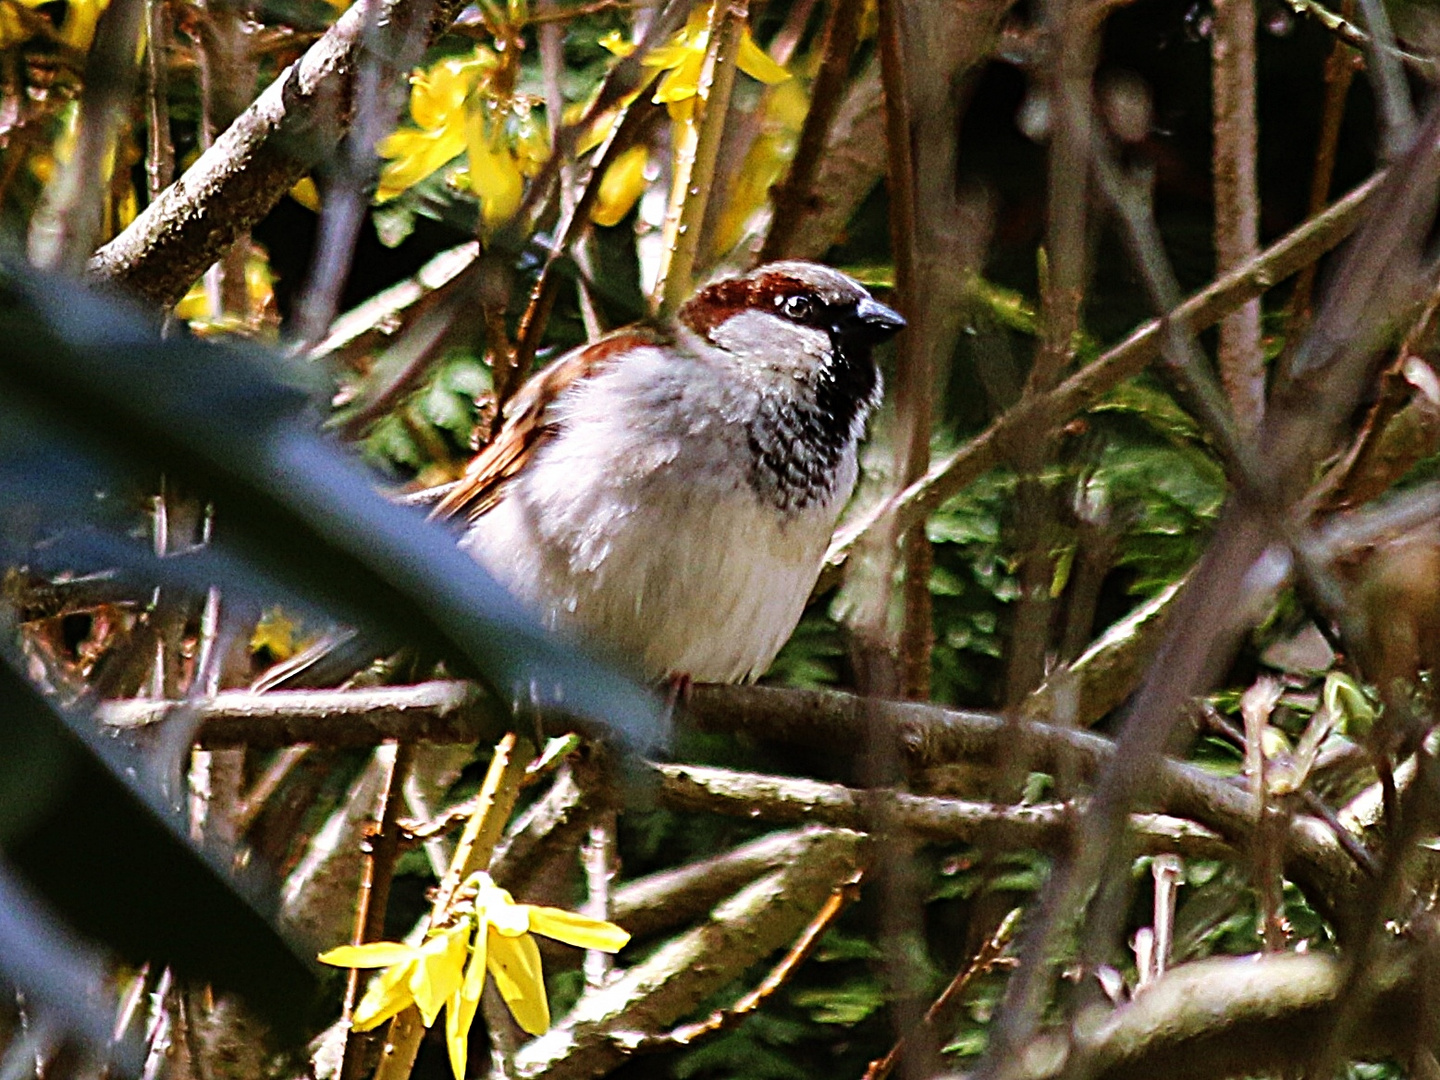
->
[90,0,689,308]
[513,827,863,1080]
[1211,0,1264,431]
[143,0,176,203]
[511,101,661,376]
[1287,0,1358,329]
[610,828,832,940]
[755,0,862,262]
[821,171,1383,589]
[1061,950,1424,1080]
[338,741,414,1080]
[98,680,487,747]
[654,761,1234,859]
[90,0,447,306]
[93,679,1363,918]
[655,0,748,315]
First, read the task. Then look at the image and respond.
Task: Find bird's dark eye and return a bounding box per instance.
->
[780,294,814,322]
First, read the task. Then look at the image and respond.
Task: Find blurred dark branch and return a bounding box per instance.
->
[511,102,661,375]
[822,170,1382,589]
[854,0,922,703]
[1305,749,1440,1079]
[770,57,886,259]
[983,106,1440,1080]
[1287,0,1358,329]
[1004,0,1094,703]
[28,0,145,273]
[1211,0,1264,431]
[1022,581,1182,729]
[293,0,427,349]
[1308,285,1440,513]
[143,0,176,202]
[758,0,863,261]
[337,742,412,1080]
[1356,0,1414,161]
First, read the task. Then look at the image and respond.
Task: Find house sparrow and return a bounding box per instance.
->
[433,261,904,684]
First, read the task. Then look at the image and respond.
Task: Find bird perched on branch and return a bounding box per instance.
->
[433,260,905,684]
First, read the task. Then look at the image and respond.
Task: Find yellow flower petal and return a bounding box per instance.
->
[526,907,631,952]
[486,928,549,1035]
[376,125,468,202]
[591,145,649,227]
[445,923,487,1080]
[410,925,470,1028]
[59,0,106,51]
[464,106,525,229]
[410,53,489,130]
[598,29,634,56]
[351,957,419,1031]
[318,942,420,969]
[652,50,705,104]
[736,32,790,84]
[290,177,322,212]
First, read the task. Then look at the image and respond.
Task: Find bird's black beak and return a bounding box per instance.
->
[835,296,906,344]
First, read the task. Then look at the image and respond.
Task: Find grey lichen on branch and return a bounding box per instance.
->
[88,0,457,307]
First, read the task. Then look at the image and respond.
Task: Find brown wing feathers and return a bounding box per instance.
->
[429,327,664,523]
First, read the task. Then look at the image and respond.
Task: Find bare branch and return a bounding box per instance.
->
[822,172,1383,588]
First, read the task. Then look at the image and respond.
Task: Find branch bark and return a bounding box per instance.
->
[90,0,455,306]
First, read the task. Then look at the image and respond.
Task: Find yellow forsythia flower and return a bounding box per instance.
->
[591,144,650,227]
[376,51,495,202]
[59,0,108,50]
[459,97,548,229]
[601,4,790,123]
[320,872,629,1080]
[249,606,301,660]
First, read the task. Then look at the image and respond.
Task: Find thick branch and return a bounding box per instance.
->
[654,762,1233,859]
[97,679,1363,918]
[1065,951,1422,1080]
[99,680,486,747]
[89,0,456,306]
[511,827,862,1080]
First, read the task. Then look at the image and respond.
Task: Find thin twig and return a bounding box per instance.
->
[1211,0,1264,431]
[1287,0,1358,329]
[627,871,863,1049]
[338,741,415,1080]
[511,101,661,374]
[821,171,1382,589]
[375,734,530,1080]
[656,0,748,314]
[756,0,862,262]
[28,0,146,272]
[863,908,1020,1080]
[143,0,175,203]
